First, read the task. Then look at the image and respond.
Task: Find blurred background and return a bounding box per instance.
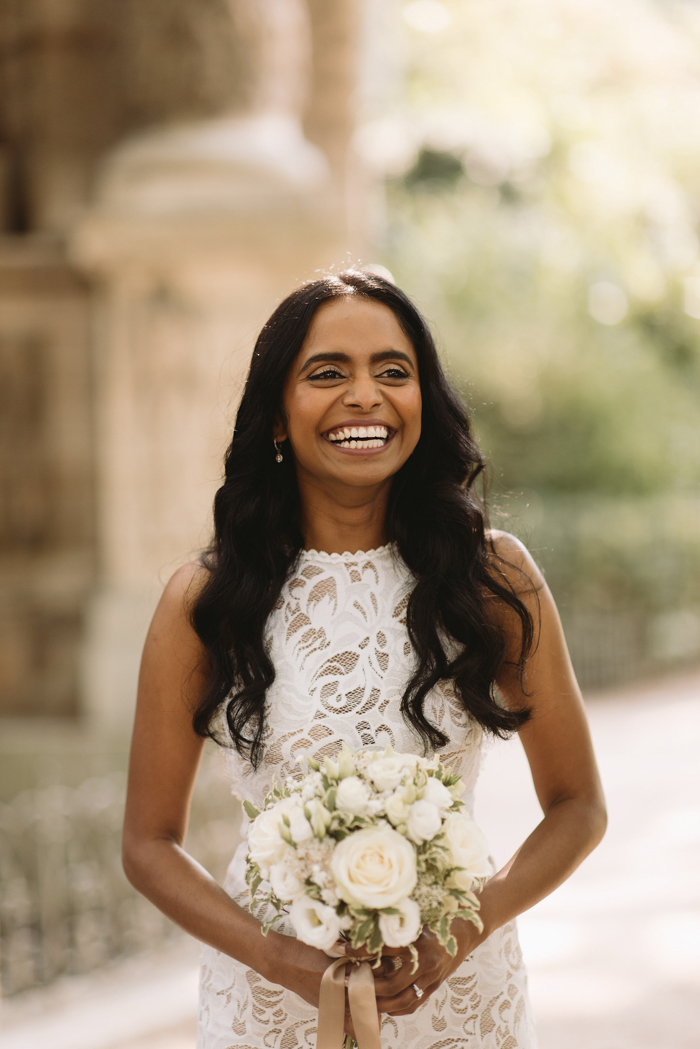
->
[0,2,698,1047]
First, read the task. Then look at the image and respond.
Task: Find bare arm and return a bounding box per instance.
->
[373,531,607,1014]
[122,565,334,1005]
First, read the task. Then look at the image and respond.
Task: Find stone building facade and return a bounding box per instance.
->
[0,0,369,730]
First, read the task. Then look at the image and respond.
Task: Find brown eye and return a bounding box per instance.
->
[378,367,409,379]
[309,368,343,381]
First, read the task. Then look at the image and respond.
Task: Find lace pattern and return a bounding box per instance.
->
[199,546,537,1049]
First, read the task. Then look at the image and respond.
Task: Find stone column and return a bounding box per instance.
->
[70,0,362,734]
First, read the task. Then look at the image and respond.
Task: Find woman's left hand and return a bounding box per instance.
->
[362,917,484,1016]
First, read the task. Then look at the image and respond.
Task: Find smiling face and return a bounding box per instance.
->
[275,295,422,494]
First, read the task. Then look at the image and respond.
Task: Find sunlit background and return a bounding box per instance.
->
[0,2,698,1047]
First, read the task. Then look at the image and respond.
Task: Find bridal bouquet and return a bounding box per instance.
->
[244,744,491,967]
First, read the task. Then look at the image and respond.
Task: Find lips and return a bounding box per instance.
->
[325,424,392,450]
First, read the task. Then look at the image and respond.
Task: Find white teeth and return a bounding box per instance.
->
[327,425,391,447]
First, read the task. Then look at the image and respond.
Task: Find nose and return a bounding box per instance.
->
[343,370,383,411]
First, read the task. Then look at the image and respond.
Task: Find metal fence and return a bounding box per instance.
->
[0,760,240,997]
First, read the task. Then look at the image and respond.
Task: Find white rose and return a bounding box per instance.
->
[385,791,410,826]
[269,856,305,902]
[247,808,288,876]
[336,775,371,815]
[366,754,406,792]
[443,813,492,889]
[422,776,454,816]
[378,897,422,947]
[306,798,332,838]
[289,897,343,951]
[405,800,442,845]
[331,826,417,908]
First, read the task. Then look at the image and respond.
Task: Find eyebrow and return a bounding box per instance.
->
[299,349,415,374]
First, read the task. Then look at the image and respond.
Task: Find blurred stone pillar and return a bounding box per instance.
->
[70,0,363,734]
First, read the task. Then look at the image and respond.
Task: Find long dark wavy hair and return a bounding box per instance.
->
[191,270,536,766]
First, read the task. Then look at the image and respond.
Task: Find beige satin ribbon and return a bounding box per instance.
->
[317,946,381,1049]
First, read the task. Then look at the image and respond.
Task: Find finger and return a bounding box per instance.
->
[377,978,441,1017]
[373,958,437,998]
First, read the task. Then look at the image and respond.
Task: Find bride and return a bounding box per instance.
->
[123,269,606,1048]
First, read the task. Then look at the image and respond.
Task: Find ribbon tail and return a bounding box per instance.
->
[317,958,349,1049]
[348,962,382,1049]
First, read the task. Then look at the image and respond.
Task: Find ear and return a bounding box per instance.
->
[272,413,287,443]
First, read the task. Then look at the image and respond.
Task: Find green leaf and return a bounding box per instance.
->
[446,936,457,957]
[326,788,336,812]
[243,800,260,820]
[408,942,419,975]
[249,872,262,899]
[352,918,374,945]
[368,922,384,954]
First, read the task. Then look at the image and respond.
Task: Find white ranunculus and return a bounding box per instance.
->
[422,776,454,816]
[247,808,288,876]
[443,813,492,889]
[378,897,422,947]
[306,798,332,838]
[384,791,410,826]
[331,826,417,908]
[366,753,406,792]
[405,800,442,845]
[289,897,343,951]
[336,775,371,815]
[269,857,305,902]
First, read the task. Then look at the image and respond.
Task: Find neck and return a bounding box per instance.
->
[297,473,391,555]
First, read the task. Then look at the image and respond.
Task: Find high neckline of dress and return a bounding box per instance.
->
[300,542,396,564]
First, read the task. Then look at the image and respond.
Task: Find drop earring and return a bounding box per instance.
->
[274,439,283,463]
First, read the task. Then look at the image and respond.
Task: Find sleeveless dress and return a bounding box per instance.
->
[198,544,538,1049]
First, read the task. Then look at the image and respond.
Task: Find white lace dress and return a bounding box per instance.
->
[198,544,538,1049]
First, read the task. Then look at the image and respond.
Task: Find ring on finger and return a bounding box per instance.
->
[412,983,424,1000]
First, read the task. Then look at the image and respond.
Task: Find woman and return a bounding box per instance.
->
[123,270,606,1049]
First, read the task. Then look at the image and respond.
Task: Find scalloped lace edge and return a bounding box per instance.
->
[300,541,396,562]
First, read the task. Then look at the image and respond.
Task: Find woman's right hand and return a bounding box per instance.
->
[267,934,393,1040]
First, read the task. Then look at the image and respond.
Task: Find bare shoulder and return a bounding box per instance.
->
[485,529,545,590]
[158,561,210,618]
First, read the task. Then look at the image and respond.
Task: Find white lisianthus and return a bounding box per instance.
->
[289,897,343,951]
[305,798,332,838]
[324,755,340,780]
[332,826,417,908]
[337,744,357,780]
[366,752,406,792]
[405,800,442,845]
[335,775,371,815]
[269,856,305,902]
[378,897,422,947]
[443,813,492,888]
[277,795,314,845]
[422,776,454,816]
[247,808,288,876]
[385,791,410,826]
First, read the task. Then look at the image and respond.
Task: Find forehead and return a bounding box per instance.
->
[300,295,416,358]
